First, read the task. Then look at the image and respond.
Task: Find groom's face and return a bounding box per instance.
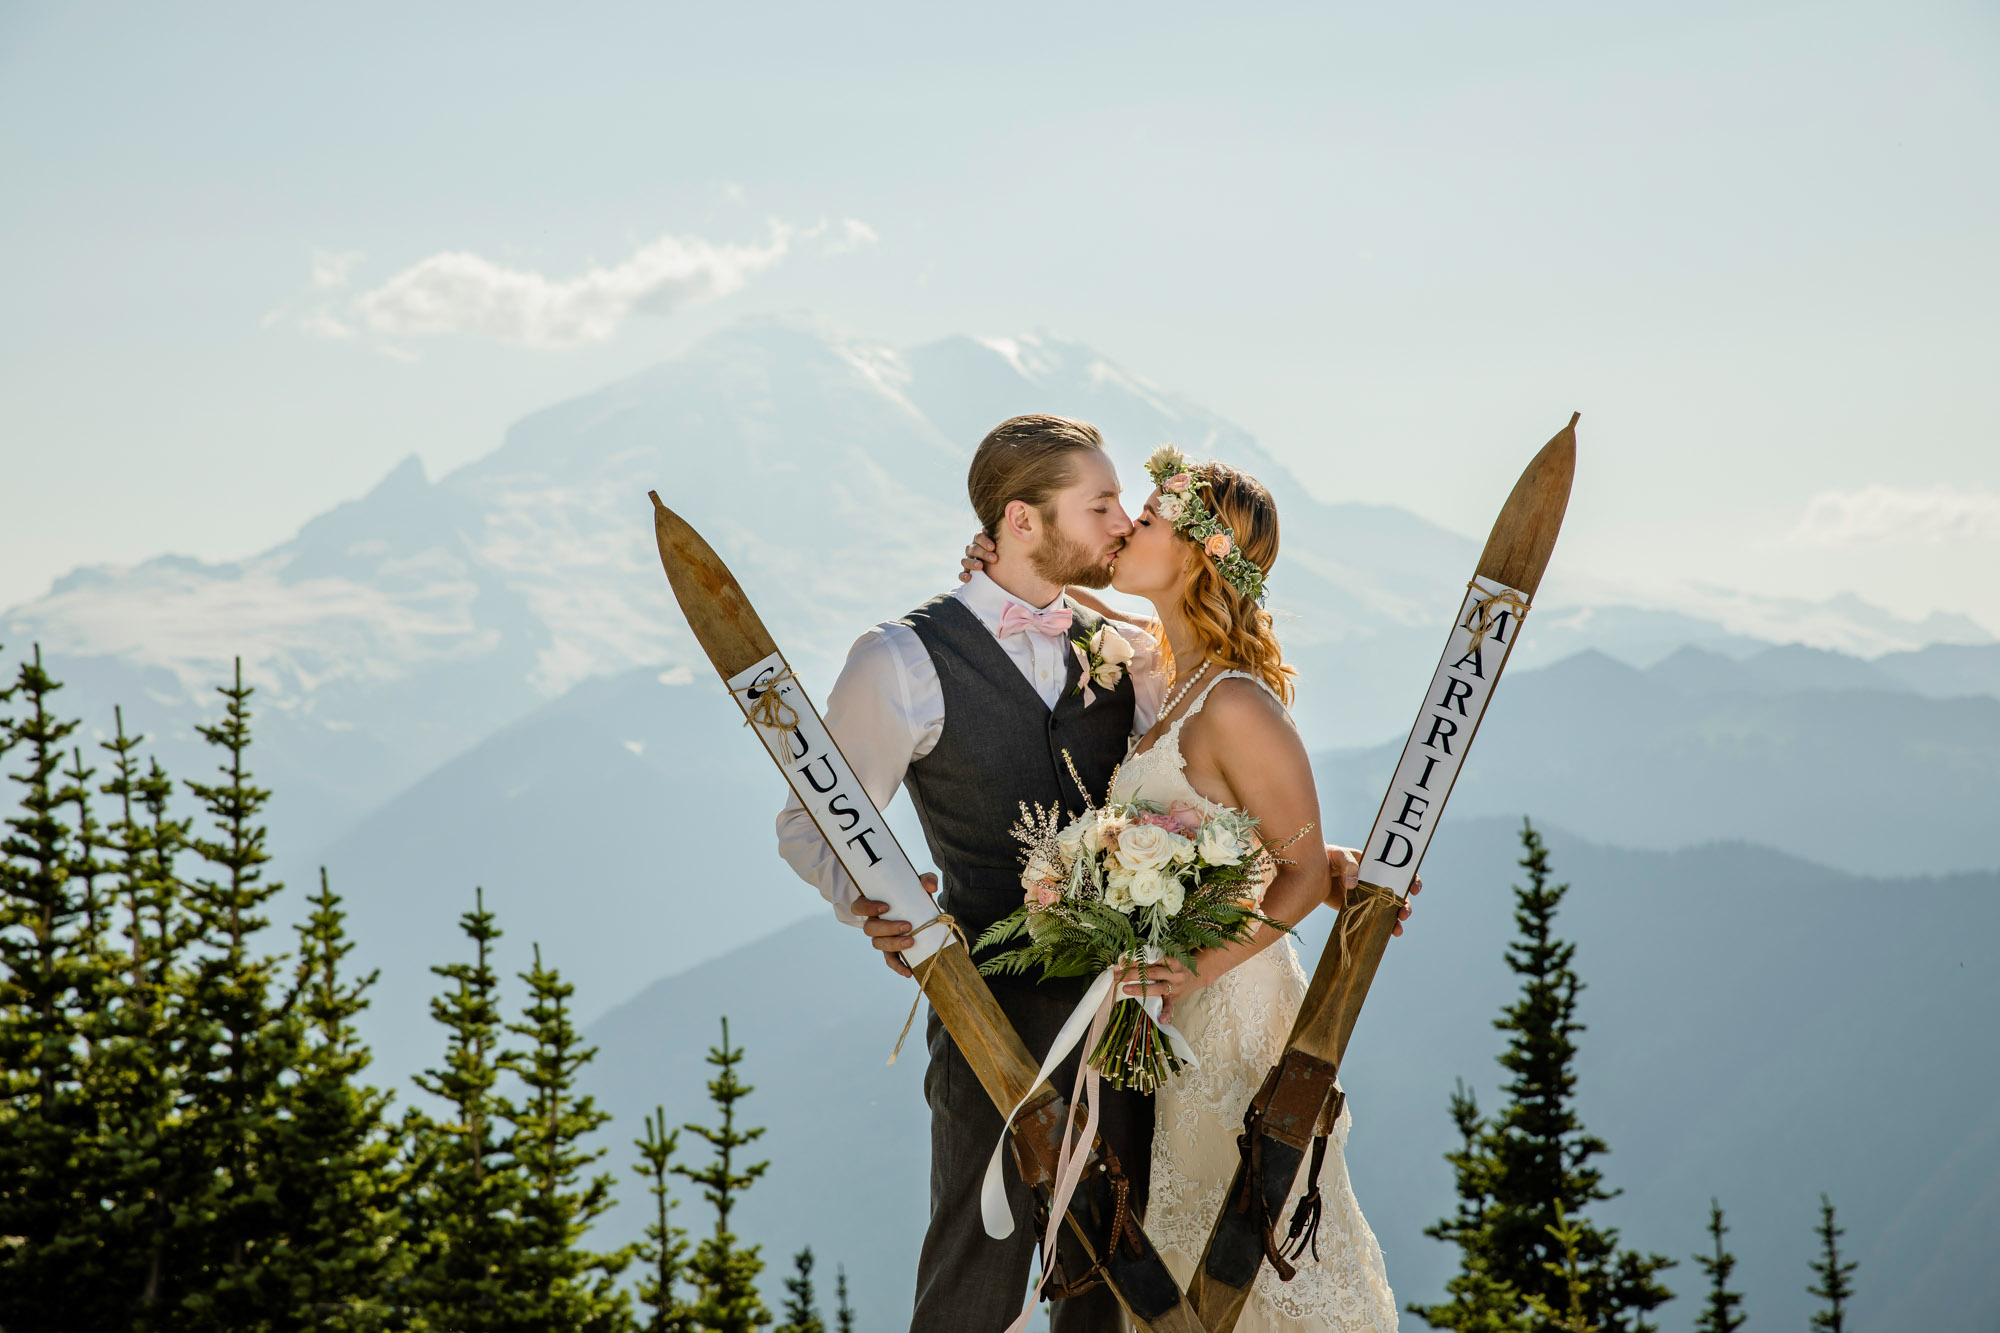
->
[1028,450,1132,590]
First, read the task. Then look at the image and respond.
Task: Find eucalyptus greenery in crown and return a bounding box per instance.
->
[1143,444,1269,604]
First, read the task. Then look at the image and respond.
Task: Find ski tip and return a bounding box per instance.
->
[1474,415,1577,596]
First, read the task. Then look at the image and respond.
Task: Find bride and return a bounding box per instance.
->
[970,445,1402,1332]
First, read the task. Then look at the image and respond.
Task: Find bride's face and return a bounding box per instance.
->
[1110,489,1191,603]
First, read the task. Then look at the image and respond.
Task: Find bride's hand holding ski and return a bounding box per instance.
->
[1327,843,1422,935]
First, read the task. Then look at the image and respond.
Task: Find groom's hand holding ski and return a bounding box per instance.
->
[854,873,941,978]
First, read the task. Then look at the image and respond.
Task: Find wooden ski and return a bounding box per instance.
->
[648,493,1205,1333]
[1185,416,1578,1331]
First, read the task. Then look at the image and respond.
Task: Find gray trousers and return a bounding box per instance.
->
[910,986,1154,1333]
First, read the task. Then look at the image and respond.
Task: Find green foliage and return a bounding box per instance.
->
[1,652,406,1331]
[634,1106,694,1333]
[1412,819,1675,1333]
[405,887,532,1328]
[498,942,633,1330]
[0,649,843,1332]
[777,1247,823,1333]
[175,658,307,1326]
[1807,1194,1856,1332]
[90,705,197,1329]
[1523,1202,1598,1332]
[676,1017,772,1333]
[0,647,112,1323]
[256,870,405,1330]
[1692,1199,1746,1333]
[833,1265,856,1333]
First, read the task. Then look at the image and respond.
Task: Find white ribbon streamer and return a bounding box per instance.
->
[981,966,1116,1240]
[979,955,1200,1241]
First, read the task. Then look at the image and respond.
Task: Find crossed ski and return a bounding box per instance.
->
[647,414,1574,1333]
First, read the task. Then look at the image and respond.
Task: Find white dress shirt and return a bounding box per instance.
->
[776,572,1164,925]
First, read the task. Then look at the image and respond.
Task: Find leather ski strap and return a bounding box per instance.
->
[1281,1088,1345,1264]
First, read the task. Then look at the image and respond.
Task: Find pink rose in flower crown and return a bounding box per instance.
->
[1204,533,1233,558]
[1164,472,1193,494]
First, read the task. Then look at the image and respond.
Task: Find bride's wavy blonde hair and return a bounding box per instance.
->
[1158,462,1296,706]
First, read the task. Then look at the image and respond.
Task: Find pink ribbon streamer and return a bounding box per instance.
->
[1002,980,1117,1333]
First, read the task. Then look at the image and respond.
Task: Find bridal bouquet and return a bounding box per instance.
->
[976,785,1289,1093]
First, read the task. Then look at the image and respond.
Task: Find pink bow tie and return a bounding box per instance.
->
[997,602,1074,640]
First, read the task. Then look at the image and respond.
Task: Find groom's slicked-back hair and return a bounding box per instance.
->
[967,414,1106,539]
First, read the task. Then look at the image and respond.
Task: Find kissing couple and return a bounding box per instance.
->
[777,414,1410,1332]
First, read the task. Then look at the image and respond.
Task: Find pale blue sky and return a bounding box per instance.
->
[4,1,1997,630]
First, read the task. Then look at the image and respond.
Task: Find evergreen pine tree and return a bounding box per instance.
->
[0,646,108,1321]
[1692,1199,1746,1333]
[1806,1194,1855,1333]
[405,887,529,1330]
[176,657,304,1326]
[1413,1081,1531,1331]
[255,869,404,1330]
[94,708,198,1327]
[635,1106,692,1333]
[778,1247,823,1333]
[833,1266,856,1333]
[497,942,633,1331]
[1413,820,1675,1332]
[1523,1202,1598,1332]
[675,1017,772,1333]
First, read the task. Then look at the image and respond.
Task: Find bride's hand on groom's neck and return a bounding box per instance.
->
[958,531,999,583]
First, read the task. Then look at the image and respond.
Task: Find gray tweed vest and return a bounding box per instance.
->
[900,593,1136,993]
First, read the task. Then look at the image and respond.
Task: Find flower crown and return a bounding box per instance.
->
[1143,444,1269,604]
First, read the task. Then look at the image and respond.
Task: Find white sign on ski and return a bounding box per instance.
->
[1362,574,1530,894]
[725,651,954,968]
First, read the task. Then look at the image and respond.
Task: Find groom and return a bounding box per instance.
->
[776,414,1158,1332]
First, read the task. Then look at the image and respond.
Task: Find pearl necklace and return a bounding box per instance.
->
[1159,659,1215,725]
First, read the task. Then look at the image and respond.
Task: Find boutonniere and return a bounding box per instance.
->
[1070,625,1136,706]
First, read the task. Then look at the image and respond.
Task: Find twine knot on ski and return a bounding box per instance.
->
[647,409,1574,1333]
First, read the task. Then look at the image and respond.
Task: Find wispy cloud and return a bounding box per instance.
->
[349,225,794,349]
[1788,485,2000,546]
[310,249,366,290]
[821,218,878,255]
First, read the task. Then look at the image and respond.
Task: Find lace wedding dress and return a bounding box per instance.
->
[1110,671,1399,1333]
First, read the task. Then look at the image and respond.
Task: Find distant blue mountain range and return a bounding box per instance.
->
[574,820,2000,1333]
[3,317,1993,1328]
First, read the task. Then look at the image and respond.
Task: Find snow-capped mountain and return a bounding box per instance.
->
[6,315,1983,853]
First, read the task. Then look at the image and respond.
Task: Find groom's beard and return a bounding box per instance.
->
[1032,527,1117,589]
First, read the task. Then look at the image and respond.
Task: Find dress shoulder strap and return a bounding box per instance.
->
[1178,669,1294,729]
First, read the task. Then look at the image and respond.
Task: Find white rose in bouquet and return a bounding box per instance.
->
[1103,867,1137,911]
[1197,822,1245,866]
[1159,875,1187,916]
[1115,822,1177,873]
[1125,867,1173,907]
[1057,811,1093,860]
[1168,831,1197,865]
